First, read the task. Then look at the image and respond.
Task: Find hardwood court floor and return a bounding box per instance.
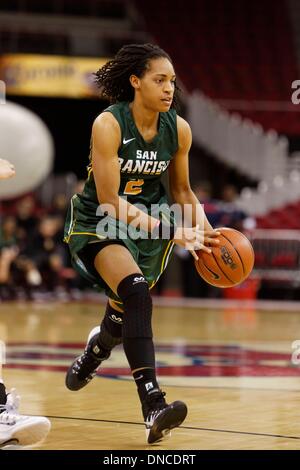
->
[1,300,300,450]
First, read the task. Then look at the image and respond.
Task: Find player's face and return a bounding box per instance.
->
[137,57,176,111]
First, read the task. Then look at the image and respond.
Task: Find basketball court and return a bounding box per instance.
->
[1,297,300,450]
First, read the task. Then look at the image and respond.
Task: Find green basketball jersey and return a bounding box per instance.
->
[64,101,178,243]
[64,101,178,297]
[83,101,178,208]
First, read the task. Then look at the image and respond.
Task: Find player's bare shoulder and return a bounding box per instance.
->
[93,112,120,137]
[176,115,192,149]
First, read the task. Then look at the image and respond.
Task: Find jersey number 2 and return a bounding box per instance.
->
[124,179,144,195]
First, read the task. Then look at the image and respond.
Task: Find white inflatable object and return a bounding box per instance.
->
[0,101,54,199]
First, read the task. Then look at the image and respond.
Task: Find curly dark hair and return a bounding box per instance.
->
[94,43,180,110]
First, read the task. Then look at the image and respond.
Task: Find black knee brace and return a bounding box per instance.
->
[98,303,123,350]
[103,302,123,336]
[117,273,152,338]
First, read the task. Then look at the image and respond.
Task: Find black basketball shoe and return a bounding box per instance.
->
[65,326,110,391]
[143,389,187,444]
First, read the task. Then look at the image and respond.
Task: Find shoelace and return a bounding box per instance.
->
[144,390,167,423]
[72,350,101,379]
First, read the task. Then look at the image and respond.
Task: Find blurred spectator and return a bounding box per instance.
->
[0,216,18,248]
[15,195,39,244]
[220,184,257,231]
[219,184,247,231]
[193,181,226,228]
[48,192,69,242]
[22,216,66,293]
[193,181,213,219]
[221,184,238,203]
[49,193,68,218]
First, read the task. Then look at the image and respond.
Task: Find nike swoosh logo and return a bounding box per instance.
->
[204,264,220,280]
[135,375,143,381]
[123,137,136,145]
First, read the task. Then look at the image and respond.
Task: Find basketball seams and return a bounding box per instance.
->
[220,232,246,276]
[210,251,235,283]
[221,228,255,259]
[196,258,226,287]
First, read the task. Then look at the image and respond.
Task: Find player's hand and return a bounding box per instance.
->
[0,159,15,179]
[173,226,220,260]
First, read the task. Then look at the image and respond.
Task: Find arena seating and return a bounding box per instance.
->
[135,0,299,135]
[256,199,300,229]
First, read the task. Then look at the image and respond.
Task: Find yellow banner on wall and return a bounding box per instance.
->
[0,54,108,98]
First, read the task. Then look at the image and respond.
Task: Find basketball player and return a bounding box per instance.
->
[64,44,220,444]
[0,158,51,448]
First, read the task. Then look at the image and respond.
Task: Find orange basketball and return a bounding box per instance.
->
[194,227,255,288]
